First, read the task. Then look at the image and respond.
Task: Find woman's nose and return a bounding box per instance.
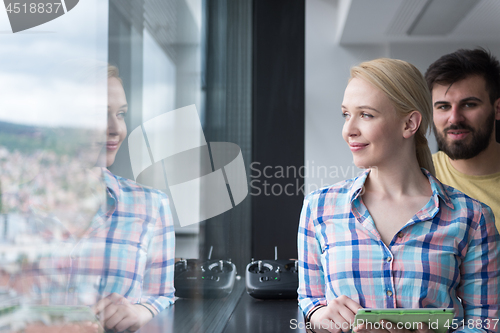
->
[343,118,360,137]
[107,114,120,136]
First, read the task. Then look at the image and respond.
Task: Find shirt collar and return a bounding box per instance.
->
[348,168,454,210]
[102,168,119,198]
[349,169,370,203]
[101,168,118,217]
[422,168,454,210]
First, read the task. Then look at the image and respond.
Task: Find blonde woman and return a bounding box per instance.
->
[87,66,175,332]
[298,59,500,333]
[29,66,175,332]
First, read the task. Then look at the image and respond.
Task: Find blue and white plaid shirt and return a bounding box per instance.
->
[298,169,500,333]
[31,168,175,313]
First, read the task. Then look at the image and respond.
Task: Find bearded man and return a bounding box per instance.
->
[425,48,500,231]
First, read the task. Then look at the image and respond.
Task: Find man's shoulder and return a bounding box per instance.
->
[432,151,452,180]
[432,151,448,165]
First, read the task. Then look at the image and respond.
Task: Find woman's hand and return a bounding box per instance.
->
[92,293,156,332]
[309,295,363,333]
[353,320,434,333]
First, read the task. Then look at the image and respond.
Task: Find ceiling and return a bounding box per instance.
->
[337,0,500,45]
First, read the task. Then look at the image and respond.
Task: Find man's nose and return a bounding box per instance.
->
[448,105,465,124]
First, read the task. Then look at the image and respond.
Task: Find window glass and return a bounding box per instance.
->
[0,1,251,330]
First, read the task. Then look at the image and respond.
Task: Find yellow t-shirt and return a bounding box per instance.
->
[433,151,500,232]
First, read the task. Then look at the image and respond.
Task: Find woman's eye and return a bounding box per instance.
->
[361,113,373,118]
[117,112,126,119]
[342,112,349,119]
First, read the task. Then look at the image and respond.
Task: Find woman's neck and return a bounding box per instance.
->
[364,157,431,199]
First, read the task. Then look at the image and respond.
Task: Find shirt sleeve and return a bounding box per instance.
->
[457,203,500,333]
[140,193,176,313]
[298,194,327,317]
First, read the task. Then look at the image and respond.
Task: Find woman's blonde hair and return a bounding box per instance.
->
[350,58,436,176]
[108,65,123,84]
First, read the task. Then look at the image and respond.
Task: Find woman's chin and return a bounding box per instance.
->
[106,155,117,168]
[352,160,371,170]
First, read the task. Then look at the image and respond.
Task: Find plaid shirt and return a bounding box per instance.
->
[31,168,175,313]
[298,169,500,332]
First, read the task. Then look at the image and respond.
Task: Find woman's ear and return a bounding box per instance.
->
[402,111,422,139]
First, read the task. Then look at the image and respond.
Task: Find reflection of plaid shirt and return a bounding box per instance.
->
[298,169,500,332]
[33,168,175,313]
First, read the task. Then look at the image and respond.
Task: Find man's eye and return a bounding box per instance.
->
[436,105,450,111]
[464,103,477,108]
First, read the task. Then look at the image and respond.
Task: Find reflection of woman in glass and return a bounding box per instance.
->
[298,59,500,333]
[89,66,175,332]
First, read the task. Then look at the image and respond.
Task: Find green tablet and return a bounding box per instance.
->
[354,308,455,333]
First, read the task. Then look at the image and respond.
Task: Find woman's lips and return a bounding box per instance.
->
[106,142,120,150]
[349,142,368,152]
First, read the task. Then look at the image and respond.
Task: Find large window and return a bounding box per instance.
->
[0,1,253,330]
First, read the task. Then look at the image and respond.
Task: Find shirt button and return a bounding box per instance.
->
[397,232,404,238]
[386,257,392,262]
[386,290,393,297]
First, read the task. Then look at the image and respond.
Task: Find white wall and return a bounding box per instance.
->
[306,0,387,191]
[306,0,500,190]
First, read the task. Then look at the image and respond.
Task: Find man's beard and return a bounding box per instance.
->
[434,110,495,160]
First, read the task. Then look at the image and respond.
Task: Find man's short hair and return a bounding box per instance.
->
[424,48,500,105]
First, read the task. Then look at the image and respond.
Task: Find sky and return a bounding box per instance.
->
[0,0,108,129]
